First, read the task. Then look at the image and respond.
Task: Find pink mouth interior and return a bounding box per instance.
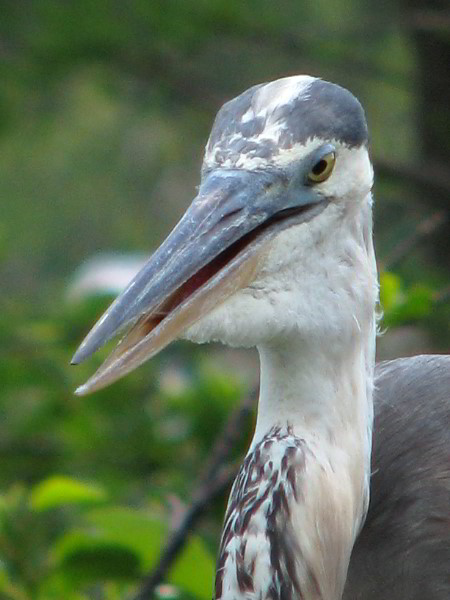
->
[140,204,310,335]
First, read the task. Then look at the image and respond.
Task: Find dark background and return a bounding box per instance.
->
[0,2,449,598]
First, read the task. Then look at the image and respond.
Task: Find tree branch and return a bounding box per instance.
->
[375,159,450,209]
[131,388,257,600]
[379,210,447,271]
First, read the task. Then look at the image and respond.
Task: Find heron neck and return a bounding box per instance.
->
[256,332,374,447]
[255,330,375,598]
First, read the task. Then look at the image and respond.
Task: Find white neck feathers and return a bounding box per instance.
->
[212,190,377,600]
[251,282,376,598]
[251,197,377,598]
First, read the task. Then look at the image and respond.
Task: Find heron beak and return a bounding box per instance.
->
[72,168,326,395]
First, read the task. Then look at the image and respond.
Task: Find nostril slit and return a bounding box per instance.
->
[223,208,242,219]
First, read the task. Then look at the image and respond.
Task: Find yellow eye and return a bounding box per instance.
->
[307,151,336,183]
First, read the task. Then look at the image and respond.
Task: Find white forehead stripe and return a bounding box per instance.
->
[241,75,316,124]
[205,77,319,170]
[253,75,316,119]
[204,75,368,172]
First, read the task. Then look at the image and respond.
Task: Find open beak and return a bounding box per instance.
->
[72,168,327,395]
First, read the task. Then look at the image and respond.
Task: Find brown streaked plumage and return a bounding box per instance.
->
[215,426,308,600]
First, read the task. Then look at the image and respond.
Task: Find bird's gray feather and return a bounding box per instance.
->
[344,354,450,599]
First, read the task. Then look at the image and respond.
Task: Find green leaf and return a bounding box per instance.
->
[37,572,95,600]
[395,285,433,321]
[380,271,403,312]
[169,535,215,600]
[53,506,215,597]
[380,272,434,326]
[30,476,107,511]
[54,507,167,570]
[85,506,168,570]
[55,531,140,581]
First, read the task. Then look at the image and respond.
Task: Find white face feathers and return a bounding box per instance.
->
[188,75,375,351]
[186,142,375,350]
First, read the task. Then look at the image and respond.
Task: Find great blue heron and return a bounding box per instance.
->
[72,76,449,599]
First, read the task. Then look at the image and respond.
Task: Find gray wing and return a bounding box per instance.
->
[344,354,450,599]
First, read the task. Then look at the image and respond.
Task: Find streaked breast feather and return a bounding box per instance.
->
[214,425,321,600]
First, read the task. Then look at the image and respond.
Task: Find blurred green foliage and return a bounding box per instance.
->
[0,290,248,598]
[0,1,448,598]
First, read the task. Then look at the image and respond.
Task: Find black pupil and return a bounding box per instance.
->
[312,158,328,175]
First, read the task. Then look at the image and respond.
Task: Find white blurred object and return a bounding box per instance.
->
[67,253,149,301]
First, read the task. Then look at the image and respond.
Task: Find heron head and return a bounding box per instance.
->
[73,76,377,394]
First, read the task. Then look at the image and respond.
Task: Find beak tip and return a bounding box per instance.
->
[74,382,90,396]
[71,340,95,366]
[71,353,81,366]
